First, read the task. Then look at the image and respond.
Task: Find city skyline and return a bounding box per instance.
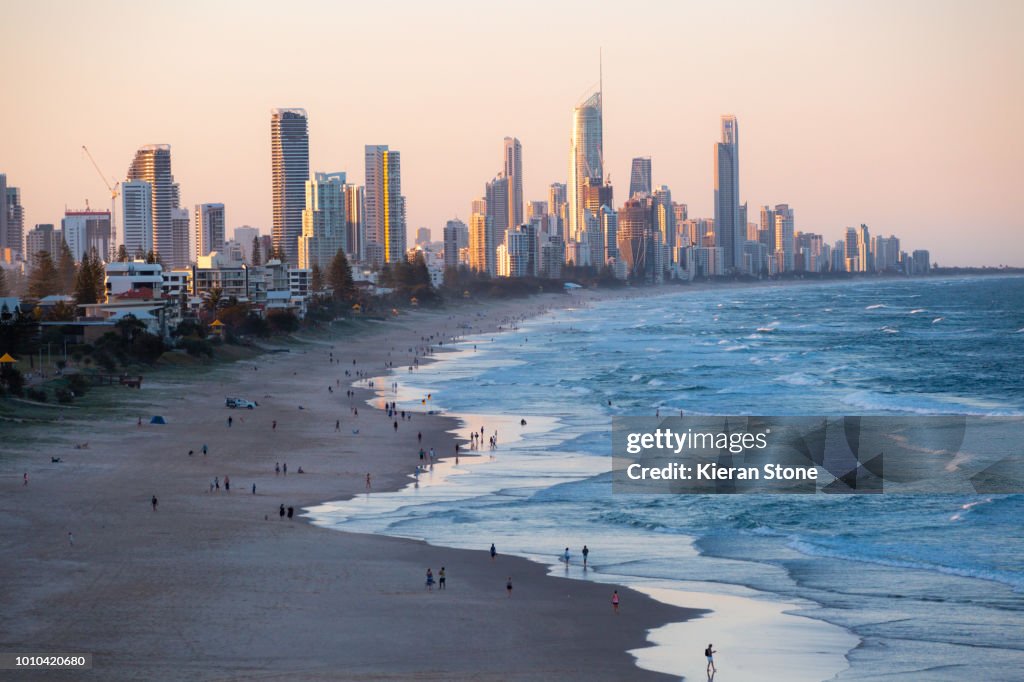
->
[1,1,1022,266]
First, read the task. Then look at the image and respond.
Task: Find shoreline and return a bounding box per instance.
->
[308,299,859,681]
[0,289,700,681]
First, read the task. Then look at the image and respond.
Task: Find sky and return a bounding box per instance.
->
[2,0,1022,266]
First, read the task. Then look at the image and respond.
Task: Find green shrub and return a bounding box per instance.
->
[55,387,74,403]
[26,387,47,402]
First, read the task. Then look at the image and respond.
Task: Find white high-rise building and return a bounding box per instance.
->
[714,115,743,272]
[298,172,347,271]
[61,210,111,263]
[121,180,153,258]
[195,203,226,260]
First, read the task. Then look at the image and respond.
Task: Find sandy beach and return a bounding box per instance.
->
[0,291,703,681]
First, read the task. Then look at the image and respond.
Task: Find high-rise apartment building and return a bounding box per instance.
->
[298,172,346,271]
[343,183,364,260]
[415,227,431,246]
[504,137,523,232]
[364,145,406,264]
[234,226,259,264]
[548,183,567,241]
[774,204,794,272]
[171,208,190,268]
[568,89,603,243]
[62,210,111,263]
[195,203,226,260]
[25,224,55,269]
[469,198,494,276]
[121,180,153,258]
[271,108,309,263]
[652,186,675,251]
[0,174,7,257]
[714,115,743,272]
[126,144,179,263]
[2,176,25,259]
[443,218,469,270]
[486,175,509,247]
[629,157,652,198]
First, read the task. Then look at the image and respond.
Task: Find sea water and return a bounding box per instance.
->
[308,276,1024,681]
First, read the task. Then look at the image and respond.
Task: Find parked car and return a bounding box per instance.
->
[225,397,257,409]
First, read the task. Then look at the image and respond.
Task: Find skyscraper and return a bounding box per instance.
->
[126,144,178,263]
[195,203,226,260]
[298,172,346,271]
[121,180,153,258]
[629,157,652,198]
[548,183,567,241]
[171,208,190,268]
[714,115,743,272]
[652,186,675,251]
[3,183,24,260]
[486,175,509,248]
[469,198,494,276]
[234,226,259,264]
[271,108,309,263]
[25,224,55,270]
[343,183,364,260]
[443,218,468,270]
[504,137,523,232]
[62,210,111,263]
[0,174,7,257]
[364,145,406,264]
[774,204,794,272]
[568,87,603,243]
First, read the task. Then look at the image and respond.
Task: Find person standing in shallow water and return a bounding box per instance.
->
[582,545,590,567]
[490,543,496,561]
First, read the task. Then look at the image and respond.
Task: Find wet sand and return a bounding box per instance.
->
[0,292,703,681]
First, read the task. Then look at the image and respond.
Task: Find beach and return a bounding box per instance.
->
[0,291,700,681]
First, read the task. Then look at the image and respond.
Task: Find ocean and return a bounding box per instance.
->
[307,276,1024,681]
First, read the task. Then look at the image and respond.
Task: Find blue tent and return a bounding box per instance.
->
[150,416,167,424]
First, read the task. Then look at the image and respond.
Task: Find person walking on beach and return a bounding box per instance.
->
[151,495,158,511]
[582,545,589,567]
[506,576,513,598]
[279,504,285,519]
[366,473,372,490]
[23,472,28,486]
[335,419,340,432]
[438,566,446,590]
[227,416,233,427]
[202,444,207,456]
[425,568,435,591]
[272,420,277,431]
[275,462,280,476]
[563,547,570,564]
[283,462,287,475]
[611,590,620,614]
[68,531,74,547]
[490,543,497,561]
[287,506,294,519]
[705,644,717,675]
[224,476,230,492]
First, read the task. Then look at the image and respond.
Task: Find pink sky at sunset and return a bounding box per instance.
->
[1,0,1021,265]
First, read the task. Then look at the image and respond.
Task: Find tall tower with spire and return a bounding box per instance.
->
[568,55,604,244]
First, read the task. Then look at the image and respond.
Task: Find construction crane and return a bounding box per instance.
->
[82,145,120,260]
